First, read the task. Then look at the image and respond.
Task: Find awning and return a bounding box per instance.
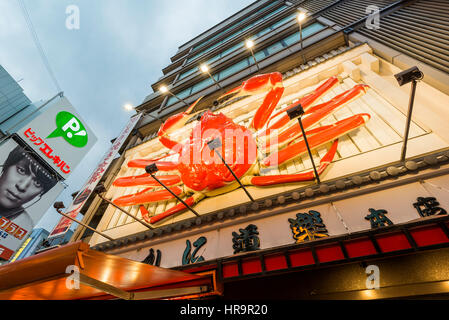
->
[0,242,220,300]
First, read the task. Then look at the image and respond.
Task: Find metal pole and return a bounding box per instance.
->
[250,49,260,71]
[149,173,200,217]
[55,208,115,241]
[400,79,417,162]
[206,71,223,90]
[299,23,305,63]
[169,91,189,106]
[214,149,255,202]
[298,117,320,184]
[97,193,154,229]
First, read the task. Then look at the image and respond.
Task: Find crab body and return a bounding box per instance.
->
[178,111,257,193]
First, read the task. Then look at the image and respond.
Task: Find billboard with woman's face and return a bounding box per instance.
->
[0,138,64,260]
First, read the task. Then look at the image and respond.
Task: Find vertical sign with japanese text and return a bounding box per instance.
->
[48,114,142,238]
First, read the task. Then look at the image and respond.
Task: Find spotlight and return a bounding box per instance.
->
[123,103,134,111]
[297,11,306,22]
[207,137,222,150]
[94,183,107,194]
[200,64,209,73]
[394,66,424,86]
[53,201,65,209]
[286,104,305,119]
[394,66,424,162]
[159,85,168,93]
[145,163,159,174]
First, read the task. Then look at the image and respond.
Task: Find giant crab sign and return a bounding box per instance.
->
[112,72,370,224]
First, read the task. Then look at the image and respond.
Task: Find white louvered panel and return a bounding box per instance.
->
[107,208,121,230]
[339,81,382,151]
[365,85,426,138]
[331,87,367,155]
[358,95,402,145]
[285,159,297,174]
[293,158,306,172]
[360,89,406,139]
[154,200,168,217]
[164,198,177,213]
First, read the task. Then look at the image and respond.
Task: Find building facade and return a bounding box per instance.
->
[0,65,32,137]
[72,0,449,299]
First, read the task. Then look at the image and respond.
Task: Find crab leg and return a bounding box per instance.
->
[216,72,284,130]
[140,194,205,224]
[262,84,369,149]
[113,173,181,187]
[262,113,371,167]
[127,159,178,171]
[248,140,338,186]
[158,97,203,151]
[112,186,184,207]
[265,76,339,131]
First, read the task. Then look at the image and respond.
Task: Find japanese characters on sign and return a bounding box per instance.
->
[365,208,393,229]
[232,224,260,254]
[141,248,162,267]
[24,128,71,174]
[413,197,447,217]
[182,236,207,265]
[288,210,329,243]
[117,184,449,269]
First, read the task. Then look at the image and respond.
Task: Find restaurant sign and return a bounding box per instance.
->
[117,178,449,268]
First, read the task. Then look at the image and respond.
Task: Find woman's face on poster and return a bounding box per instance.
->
[0,159,44,209]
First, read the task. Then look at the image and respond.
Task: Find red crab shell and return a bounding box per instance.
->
[178,110,257,193]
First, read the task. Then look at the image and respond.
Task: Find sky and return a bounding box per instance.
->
[0,0,255,232]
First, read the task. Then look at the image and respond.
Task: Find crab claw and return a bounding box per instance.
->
[112,186,183,207]
[113,173,181,187]
[158,96,203,151]
[265,76,340,131]
[263,84,370,150]
[263,113,371,167]
[216,72,284,130]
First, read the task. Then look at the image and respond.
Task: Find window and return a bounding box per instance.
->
[187,4,287,63]
[165,22,326,108]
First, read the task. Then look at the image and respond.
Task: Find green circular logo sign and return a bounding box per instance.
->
[47,111,88,148]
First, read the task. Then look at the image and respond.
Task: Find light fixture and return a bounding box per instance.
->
[158,85,188,106]
[297,11,306,22]
[245,39,254,49]
[145,164,200,217]
[207,137,255,202]
[245,39,260,71]
[53,201,115,241]
[94,183,154,229]
[394,66,424,162]
[123,103,134,111]
[159,85,168,93]
[297,11,307,62]
[200,64,209,73]
[199,63,223,90]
